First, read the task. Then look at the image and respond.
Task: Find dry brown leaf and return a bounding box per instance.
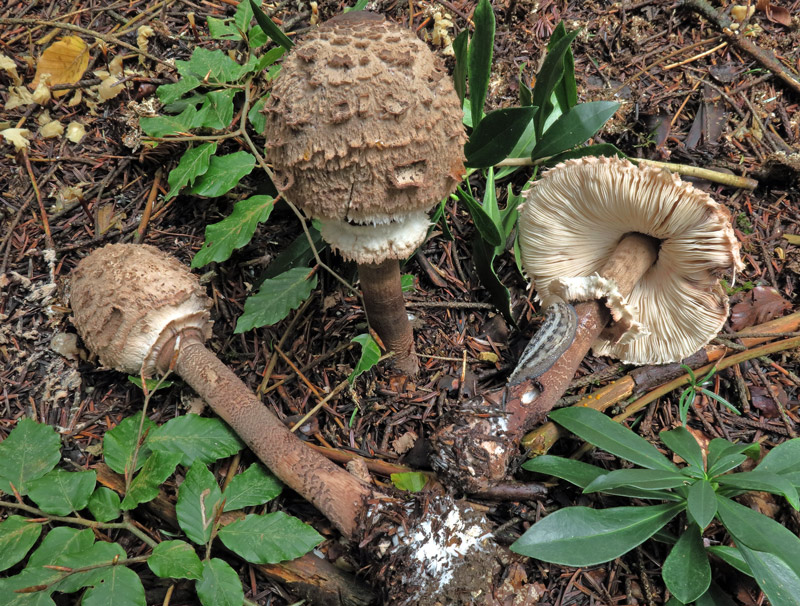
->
[32,36,90,97]
[750,383,791,418]
[755,0,793,26]
[730,285,791,331]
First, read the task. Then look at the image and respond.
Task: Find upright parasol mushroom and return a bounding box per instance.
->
[264,11,466,375]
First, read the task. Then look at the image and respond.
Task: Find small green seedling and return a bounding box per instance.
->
[677,365,740,427]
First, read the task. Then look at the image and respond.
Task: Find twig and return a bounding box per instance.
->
[134,168,162,244]
[22,149,54,250]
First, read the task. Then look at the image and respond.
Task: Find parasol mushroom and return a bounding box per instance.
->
[264,11,466,375]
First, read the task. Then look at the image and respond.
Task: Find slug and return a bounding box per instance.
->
[508,301,578,385]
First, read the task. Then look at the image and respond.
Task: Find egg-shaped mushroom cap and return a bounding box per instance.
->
[265,11,466,229]
[70,244,212,375]
[518,156,745,365]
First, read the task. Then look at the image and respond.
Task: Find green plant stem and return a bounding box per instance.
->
[0,500,158,548]
[144,131,245,143]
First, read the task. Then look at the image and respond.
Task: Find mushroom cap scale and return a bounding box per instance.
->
[265,11,465,262]
[70,244,212,375]
[519,156,744,365]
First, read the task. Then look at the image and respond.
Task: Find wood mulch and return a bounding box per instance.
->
[1,0,799,604]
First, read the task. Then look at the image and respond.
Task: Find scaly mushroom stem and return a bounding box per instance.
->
[158,330,373,538]
[358,258,419,375]
[431,233,660,492]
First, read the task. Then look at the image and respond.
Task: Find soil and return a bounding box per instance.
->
[2,0,800,604]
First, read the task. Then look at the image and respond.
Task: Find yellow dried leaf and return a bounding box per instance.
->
[66,121,86,143]
[136,26,154,62]
[0,53,21,85]
[32,36,90,97]
[4,86,35,110]
[68,90,82,107]
[478,351,499,363]
[783,234,800,245]
[98,75,124,102]
[40,120,64,138]
[32,76,52,105]
[1,128,32,150]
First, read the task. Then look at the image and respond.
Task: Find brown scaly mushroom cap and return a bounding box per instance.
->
[518,156,745,365]
[70,244,212,375]
[265,11,466,264]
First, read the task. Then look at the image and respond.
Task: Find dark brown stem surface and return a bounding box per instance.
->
[358,258,419,375]
[169,334,375,538]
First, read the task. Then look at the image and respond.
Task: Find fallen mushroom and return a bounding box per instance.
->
[70,243,504,606]
[264,11,466,375]
[432,156,743,491]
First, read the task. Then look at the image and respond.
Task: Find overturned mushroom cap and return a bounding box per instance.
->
[70,244,212,375]
[265,11,466,264]
[519,156,744,365]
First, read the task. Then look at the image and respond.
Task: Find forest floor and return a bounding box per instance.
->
[2,0,800,604]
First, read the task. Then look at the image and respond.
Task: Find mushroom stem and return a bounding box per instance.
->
[161,331,373,538]
[357,258,419,375]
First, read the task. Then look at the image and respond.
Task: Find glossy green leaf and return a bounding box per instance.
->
[716,471,799,509]
[494,120,538,179]
[349,333,381,383]
[737,543,800,606]
[148,415,243,467]
[176,462,224,546]
[471,235,514,326]
[707,545,753,576]
[465,106,537,168]
[707,438,753,477]
[199,89,237,129]
[176,48,245,83]
[531,101,620,160]
[430,199,454,242]
[28,527,94,567]
[662,524,711,603]
[547,22,577,112]
[223,463,282,512]
[518,63,532,107]
[390,472,428,492]
[219,512,322,564]
[400,273,415,292]
[756,438,800,475]
[120,451,182,510]
[192,196,274,268]
[103,412,156,476]
[250,0,293,51]
[165,142,217,201]
[27,470,96,516]
[157,75,201,105]
[467,0,494,129]
[247,95,268,133]
[236,267,318,333]
[452,30,468,104]
[523,455,606,487]
[0,516,42,572]
[542,143,625,166]
[189,151,255,197]
[549,407,679,472]
[0,418,61,495]
[660,427,705,473]
[82,565,145,606]
[530,28,579,138]
[147,540,203,580]
[695,582,738,606]
[197,558,244,606]
[343,0,369,12]
[140,104,208,137]
[584,469,687,493]
[687,479,717,529]
[511,503,683,565]
[254,47,285,72]
[87,486,121,522]
[0,565,60,606]
[456,188,501,247]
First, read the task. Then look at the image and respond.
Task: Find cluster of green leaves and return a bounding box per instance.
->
[0,416,322,606]
[511,407,800,605]
[677,365,740,428]
[452,0,621,321]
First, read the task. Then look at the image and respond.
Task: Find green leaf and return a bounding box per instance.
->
[0,418,61,495]
[518,63,532,107]
[127,376,174,392]
[349,333,382,384]
[510,502,683,565]
[235,267,317,333]
[737,543,800,606]
[660,427,705,473]
[28,527,94,567]
[259,226,324,282]
[456,188,501,247]
[707,439,753,477]
[716,471,799,509]
[176,461,224,546]
[87,486,121,522]
[157,75,201,105]
[199,89,237,130]
[140,104,207,138]
[55,540,127,593]
[103,412,155,476]
[0,516,42,572]
[467,0,494,129]
[687,479,717,529]
[189,151,256,197]
[549,407,679,472]
[756,438,800,475]
[531,101,620,160]
[148,415,243,467]
[27,469,96,516]
[465,106,537,168]
[531,28,580,138]
[390,472,428,492]
[546,23,577,116]
[176,48,245,83]
[120,450,182,510]
[218,511,322,564]
[343,0,369,12]
[223,463,283,512]
[452,30,468,104]
[400,274,415,292]
[523,455,606,488]
[247,95,268,133]
[82,566,145,606]
[707,545,753,576]
[584,469,687,493]
[471,235,515,326]
[165,143,217,201]
[234,0,254,32]
[662,524,711,603]
[0,566,60,606]
[196,558,244,606]
[147,540,203,580]
[191,196,275,268]
[207,16,239,40]
[695,582,738,606]
[249,0,293,51]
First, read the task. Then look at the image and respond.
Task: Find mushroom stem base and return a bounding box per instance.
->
[358,258,419,375]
